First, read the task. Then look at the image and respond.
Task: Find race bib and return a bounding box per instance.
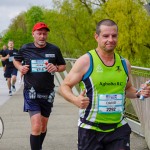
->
[98,94,124,114]
[31,59,48,73]
[9,56,14,62]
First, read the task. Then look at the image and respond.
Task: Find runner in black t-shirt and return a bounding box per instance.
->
[1,41,18,96]
[13,22,66,150]
[0,44,7,72]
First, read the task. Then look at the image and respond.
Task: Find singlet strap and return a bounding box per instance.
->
[120,56,128,76]
[82,52,93,80]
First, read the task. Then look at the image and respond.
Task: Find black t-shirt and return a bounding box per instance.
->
[3,49,18,68]
[0,50,6,66]
[0,50,5,56]
[14,42,66,92]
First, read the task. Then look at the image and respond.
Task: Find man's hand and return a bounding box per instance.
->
[19,65,30,75]
[139,81,150,100]
[45,63,58,73]
[6,54,10,59]
[75,90,90,109]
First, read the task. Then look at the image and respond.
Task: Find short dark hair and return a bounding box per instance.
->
[96,19,118,35]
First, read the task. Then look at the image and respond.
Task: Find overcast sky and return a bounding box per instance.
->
[0,0,53,33]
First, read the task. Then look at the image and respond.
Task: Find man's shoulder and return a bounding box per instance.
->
[117,53,129,75]
[3,49,9,54]
[0,50,3,54]
[13,49,18,52]
[88,49,96,55]
[46,42,60,50]
[21,43,34,49]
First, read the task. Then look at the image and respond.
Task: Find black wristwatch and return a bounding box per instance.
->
[136,90,140,98]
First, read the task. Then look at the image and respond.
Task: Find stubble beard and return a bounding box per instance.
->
[36,41,46,48]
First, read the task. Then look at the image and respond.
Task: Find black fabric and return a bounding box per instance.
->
[14,42,66,92]
[0,49,6,67]
[4,67,18,78]
[24,89,53,117]
[40,131,47,149]
[78,124,131,150]
[80,118,118,130]
[30,134,40,150]
[3,49,18,68]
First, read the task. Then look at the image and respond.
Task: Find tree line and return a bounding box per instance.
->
[0,0,150,67]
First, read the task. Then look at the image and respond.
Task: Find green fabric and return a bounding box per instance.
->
[79,49,128,132]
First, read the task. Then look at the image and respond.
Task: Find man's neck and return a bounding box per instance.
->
[96,49,115,66]
[34,42,46,48]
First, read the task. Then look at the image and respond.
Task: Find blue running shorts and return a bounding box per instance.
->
[23,88,55,117]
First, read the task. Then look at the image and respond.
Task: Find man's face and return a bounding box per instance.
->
[95,25,118,53]
[8,41,14,49]
[3,45,7,50]
[32,29,48,48]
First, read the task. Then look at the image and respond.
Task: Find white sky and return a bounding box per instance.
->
[0,0,53,33]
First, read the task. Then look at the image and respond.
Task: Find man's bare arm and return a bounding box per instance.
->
[59,54,90,109]
[13,60,29,75]
[125,59,150,99]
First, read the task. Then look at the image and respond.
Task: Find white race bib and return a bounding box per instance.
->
[9,56,14,62]
[98,94,124,114]
[31,59,48,73]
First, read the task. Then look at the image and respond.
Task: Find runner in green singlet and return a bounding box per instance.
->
[59,19,150,150]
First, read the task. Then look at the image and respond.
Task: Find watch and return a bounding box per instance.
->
[136,90,140,98]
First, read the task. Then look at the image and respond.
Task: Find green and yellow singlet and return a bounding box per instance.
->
[79,49,128,132]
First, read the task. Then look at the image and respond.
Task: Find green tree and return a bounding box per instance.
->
[93,0,150,67]
[51,0,97,57]
[1,12,27,49]
[25,6,45,42]
[1,6,47,49]
[1,1,150,67]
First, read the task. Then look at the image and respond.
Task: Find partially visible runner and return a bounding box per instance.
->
[1,41,18,96]
[18,61,24,84]
[13,22,66,150]
[0,44,7,72]
[18,72,23,84]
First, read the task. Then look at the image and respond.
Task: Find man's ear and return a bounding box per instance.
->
[32,32,34,38]
[94,33,99,41]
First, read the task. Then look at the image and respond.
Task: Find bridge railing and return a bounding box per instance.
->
[129,66,150,148]
[54,58,150,148]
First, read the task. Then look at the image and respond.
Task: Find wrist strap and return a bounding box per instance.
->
[136,89,141,98]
